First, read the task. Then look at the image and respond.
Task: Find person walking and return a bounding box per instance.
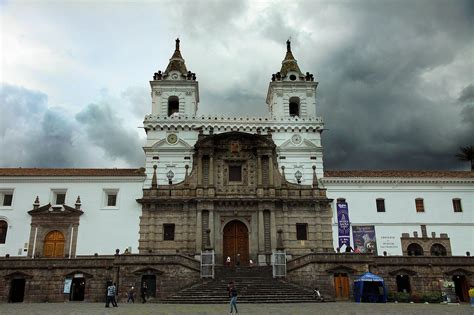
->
[141,282,148,303]
[229,283,238,314]
[105,282,117,308]
[469,286,474,307]
[111,283,118,307]
[127,286,135,303]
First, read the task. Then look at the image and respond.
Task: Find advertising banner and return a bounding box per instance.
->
[352,225,377,254]
[336,202,351,248]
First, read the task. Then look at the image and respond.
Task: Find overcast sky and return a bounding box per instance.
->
[1,0,473,171]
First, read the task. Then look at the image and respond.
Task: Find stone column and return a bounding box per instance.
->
[270,210,277,251]
[197,154,203,185]
[258,209,265,251]
[196,209,202,252]
[209,209,215,249]
[257,155,263,186]
[209,155,214,186]
[268,156,274,186]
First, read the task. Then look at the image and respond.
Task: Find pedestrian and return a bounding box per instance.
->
[313,287,324,301]
[127,286,135,303]
[227,281,234,297]
[469,286,474,307]
[229,283,238,314]
[105,282,117,308]
[141,282,148,303]
[249,259,254,267]
[112,283,118,307]
[226,256,231,267]
[345,245,354,253]
[236,253,240,267]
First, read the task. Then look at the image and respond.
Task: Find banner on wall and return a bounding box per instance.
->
[336,202,351,248]
[352,225,378,254]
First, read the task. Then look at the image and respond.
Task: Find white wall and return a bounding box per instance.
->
[324,180,474,256]
[0,177,144,257]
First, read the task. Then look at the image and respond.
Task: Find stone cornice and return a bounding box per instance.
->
[0,176,145,183]
[321,177,474,185]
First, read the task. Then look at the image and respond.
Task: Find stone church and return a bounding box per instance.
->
[0,39,472,303]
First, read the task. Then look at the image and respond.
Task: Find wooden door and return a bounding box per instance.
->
[334,273,350,299]
[223,220,249,266]
[43,230,65,257]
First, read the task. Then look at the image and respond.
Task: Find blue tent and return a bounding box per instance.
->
[353,272,387,303]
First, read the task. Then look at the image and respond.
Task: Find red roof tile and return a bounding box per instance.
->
[324,170,473,178]
[0,168,146,177]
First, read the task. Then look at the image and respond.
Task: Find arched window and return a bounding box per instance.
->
[407,243,424,256]
[289,97,300,117]
[167,96,179,116]
[0,220,7,244]
[430,243,447,256]
[43,230,65,258]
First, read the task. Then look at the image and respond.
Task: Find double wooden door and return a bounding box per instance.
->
[334,273,350,299]
[223,220,249,266]
[43,230,65,258]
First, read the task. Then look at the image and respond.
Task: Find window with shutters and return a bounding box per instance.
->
[202,156,210,186]
[452,198,462,212]
[415,198,424,212]
[261,156,269,185]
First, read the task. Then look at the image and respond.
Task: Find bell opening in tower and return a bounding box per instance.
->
[289,97,300,117]
[168,96,179,116]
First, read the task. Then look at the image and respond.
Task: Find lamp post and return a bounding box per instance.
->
[166,170,174,185]
[295,170,302,184]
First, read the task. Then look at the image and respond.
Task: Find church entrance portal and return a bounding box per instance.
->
[452,275,469,302]
[70,278,85,301]
[9,279,25,303]
[141,275,156,298]
[223,220,249,266]
[334,273,350,300]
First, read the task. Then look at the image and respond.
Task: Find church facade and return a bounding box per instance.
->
[0,40,472,303]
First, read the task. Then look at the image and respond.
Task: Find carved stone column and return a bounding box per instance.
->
[208,209,214,249]
[268,156,274,186]
[258,209,265,252]
[209,154,214,185]
[257,155,263,186]
[197,154,203,186]
[196,209,202,252]
[270,210,277,251]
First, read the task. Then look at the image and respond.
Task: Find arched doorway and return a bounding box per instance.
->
[141,275,156,298]
[70,277,86,301]
[430,243,447,256]
[452,275,469,302]
[407,243,423,256]
[223,220,249,266]
[396,275,411,293]
[9,279,25,303]
[334,273,350,300]
[43,230,65,257]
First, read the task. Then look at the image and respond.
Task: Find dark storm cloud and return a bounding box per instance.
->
[293,0,474,170]
[75,102,143,165]
[0,84,81,167]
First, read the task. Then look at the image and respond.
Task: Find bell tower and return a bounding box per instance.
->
[150,38,199,117]
[266,40,318,118]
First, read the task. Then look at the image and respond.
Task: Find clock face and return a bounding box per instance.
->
[291,134,302,144]
[167,133,178,144]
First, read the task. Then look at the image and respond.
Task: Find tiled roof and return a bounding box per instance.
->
[0,168,146,177]
[324,170,473,178]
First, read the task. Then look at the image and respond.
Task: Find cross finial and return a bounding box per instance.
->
[286,38,291,52]
[175,38,180,51]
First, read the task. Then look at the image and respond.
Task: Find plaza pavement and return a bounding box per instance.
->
[0,302,472,315]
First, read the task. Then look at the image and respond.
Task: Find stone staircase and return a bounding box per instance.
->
[158,266,325,304]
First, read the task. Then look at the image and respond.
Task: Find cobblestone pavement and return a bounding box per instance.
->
[0,302,472,315]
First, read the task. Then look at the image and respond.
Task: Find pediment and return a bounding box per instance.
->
[388,268,418,276]
[4,271,33,279]
[151,138,193,150]
[132,267,164,275]
[444,268,472,276]
[28,204,83,216]
[325,264,358,274]
[279,138,319,151]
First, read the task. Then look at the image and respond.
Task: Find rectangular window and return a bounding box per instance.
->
[107,194,117,207]
[296,223,308,240]
[415,199,424,212]
[452,199,462,212]
[56,193,66,205]
[376,199,385,212]
[163,224,175,241]
[228,165,242,182]
[1,191,13,207]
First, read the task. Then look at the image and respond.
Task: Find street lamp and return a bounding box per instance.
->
[295,170,302,184]
[166,170,175,185]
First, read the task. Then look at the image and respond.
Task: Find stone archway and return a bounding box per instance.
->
[223,220,249,266]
